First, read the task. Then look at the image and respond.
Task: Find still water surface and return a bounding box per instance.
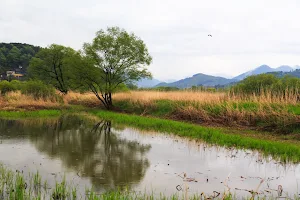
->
[0,114,299,198]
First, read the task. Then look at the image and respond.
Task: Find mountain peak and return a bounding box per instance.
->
[193,73,211,77]
[276,65,294,72]
[253,65,272,72]
[233,64,299,81]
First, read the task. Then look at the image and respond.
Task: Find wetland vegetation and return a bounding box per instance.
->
[0,114,299,199]
[0,27,300,199]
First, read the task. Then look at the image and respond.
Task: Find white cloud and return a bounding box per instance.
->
[1,0,300,80]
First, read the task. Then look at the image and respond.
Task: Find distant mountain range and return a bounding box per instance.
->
[156,73,235,88]
[136,78,161,88]
[139,65,300,88]
[137,78,177,88]
[233,65,294,80]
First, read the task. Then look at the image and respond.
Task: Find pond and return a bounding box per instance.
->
[0,114,299,199]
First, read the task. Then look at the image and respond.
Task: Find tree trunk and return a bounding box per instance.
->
[104,93,113,110]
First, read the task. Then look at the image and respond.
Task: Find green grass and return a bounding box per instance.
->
[92,110,300,163]
[114,99,176,117]
[288,105,300,115]
[0,110,62,119]
[114,99,300,134]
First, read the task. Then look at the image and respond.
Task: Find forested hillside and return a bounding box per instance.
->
[269,69,300,78]
[0,43,40,74]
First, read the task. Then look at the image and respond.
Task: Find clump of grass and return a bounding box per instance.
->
[0,80,17,96]
[33,171,41,187]
[0,110,62,118]
[0,165,79,200]
[51,178,69,200]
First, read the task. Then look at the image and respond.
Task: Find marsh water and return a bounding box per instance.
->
[0,114,299,198]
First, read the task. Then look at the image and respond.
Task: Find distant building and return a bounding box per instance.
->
[13,73,24,79]
[6,71,15,77]
[15,66,25,75]
[0,70,24,81]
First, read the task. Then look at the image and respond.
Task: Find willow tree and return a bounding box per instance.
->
[80,27,152,109]
[28,44,77,94]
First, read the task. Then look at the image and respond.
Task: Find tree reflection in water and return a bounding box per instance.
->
[0,115,151,191]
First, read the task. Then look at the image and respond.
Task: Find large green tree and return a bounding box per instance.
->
[0,43,40,73]
[7,46,21,67]
[0,51,6,68]
[28,44,77,94]
[77,27,152,109]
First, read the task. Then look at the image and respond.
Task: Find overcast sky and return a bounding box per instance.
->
[1,0,300,80]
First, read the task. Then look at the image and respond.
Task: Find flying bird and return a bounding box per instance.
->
[208,34,212,37]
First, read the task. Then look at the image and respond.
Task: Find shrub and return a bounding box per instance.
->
[154,86,180,91]
[0,81,17,95]
[231,74,300,97]
[21,80,56,99]
[10,80,24,90]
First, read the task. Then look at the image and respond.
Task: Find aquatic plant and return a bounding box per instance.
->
[0,164,299,200]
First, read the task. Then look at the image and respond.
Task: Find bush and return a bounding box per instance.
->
[10,80,24,90]
[0,81,17,95]
[153,86,180,91]
[231,74,300,96]
[21,80,56,99]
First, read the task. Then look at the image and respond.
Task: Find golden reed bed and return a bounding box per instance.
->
[0,90,298,111]
[65,90,299,105]
[1,91,299,133]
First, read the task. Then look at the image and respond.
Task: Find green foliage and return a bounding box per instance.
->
[0,79,56,99]
[21,80,56,99]
[7,46,21,67]
[28,44,78,94]
[0,80,17,95]
[126,83,138,90]
[0,43,40,73]
[0,51,6,70]
[149,86,180,91]
[51,178,69,200]
[10,80,24,89]
[115,83,130,92]
[76,27,152,109]
[232,74,300,95]
[0,110,61,118]
[189,85,218,92]
[272,75,300,94]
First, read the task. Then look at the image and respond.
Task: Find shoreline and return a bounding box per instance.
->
[0,108,300,162]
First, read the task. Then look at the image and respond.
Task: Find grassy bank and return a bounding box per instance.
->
[65,91,300,133]
[113,96,300,134]
[0,110,62,118]
[0,108,299,162]
[1,90,300,133]
[92,110,300,163]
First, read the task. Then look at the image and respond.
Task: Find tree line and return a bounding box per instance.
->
[0,43,40,74]
[15,27,152,109]
[231,73,300,98]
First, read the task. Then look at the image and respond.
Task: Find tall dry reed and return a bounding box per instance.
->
[0,91,62,110]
